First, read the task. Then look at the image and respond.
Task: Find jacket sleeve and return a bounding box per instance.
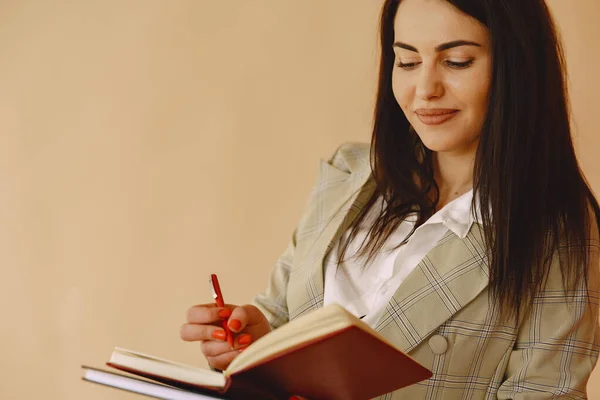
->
[251,231,296,330]
[497,227,600,399]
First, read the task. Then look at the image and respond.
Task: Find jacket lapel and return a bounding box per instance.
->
[373,224,490,353]
[289,156,375,320]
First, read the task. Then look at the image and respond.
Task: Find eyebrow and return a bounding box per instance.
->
[393,40,481,52]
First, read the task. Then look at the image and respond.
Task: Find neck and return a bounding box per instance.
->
[431,151,475,209]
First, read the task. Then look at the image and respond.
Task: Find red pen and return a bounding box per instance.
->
[209,274,234,348]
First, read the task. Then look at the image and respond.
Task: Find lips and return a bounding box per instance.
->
[415,109,459,125]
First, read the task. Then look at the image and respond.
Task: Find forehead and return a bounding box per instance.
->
[394,0,488,44]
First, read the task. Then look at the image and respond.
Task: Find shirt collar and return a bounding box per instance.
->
[422,189,481,239]
[375,189,483,239]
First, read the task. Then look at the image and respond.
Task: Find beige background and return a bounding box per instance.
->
[0,1,598,399]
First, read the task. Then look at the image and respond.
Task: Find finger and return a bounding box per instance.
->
[227,304,268,333]
[180,323,229,342]
[235,333,252,348]
[186,304,235,324]
[206,349,241,371]
[201,340,236,357]
[200,333,251,356]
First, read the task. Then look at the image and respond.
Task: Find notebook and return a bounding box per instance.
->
[83,304,432,400]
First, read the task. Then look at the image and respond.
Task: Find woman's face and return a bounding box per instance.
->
[392,0,492,157]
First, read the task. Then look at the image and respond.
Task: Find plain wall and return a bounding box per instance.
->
[0,1,598,399]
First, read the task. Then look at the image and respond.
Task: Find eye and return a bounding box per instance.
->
[444,59,474,69]
[395,61,421,70]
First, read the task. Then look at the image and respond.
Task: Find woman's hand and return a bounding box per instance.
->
[180,303,272,371]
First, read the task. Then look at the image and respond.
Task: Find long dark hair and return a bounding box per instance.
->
[339,0,600,322]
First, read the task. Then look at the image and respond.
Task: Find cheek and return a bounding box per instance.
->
[446,73,490,116]
[391,73,413,111]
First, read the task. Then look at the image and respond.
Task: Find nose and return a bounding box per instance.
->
[415,64,443,101]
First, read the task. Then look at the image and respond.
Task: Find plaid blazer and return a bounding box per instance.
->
[253,142,600,399]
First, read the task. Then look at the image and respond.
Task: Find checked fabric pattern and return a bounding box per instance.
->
[253,143,600,399]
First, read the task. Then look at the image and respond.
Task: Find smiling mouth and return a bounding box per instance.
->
[415,109,459,125]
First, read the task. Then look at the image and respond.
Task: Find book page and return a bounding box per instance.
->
[82,367,224,400]
[111,348,226,388]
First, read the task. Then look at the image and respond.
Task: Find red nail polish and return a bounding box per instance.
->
[237,334,252,345]
[228,319,241,331]
[211,329,227,341]
[218,308,232,319]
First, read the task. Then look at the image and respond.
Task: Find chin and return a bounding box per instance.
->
[417,135,462,153]
[415,128,479,155]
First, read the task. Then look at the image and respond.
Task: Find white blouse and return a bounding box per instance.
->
[323,189,479,328]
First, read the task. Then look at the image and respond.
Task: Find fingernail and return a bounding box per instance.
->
[237,333,252,345]
[218,308,232,319]
[228,319,241,331]
[211,329,227,341]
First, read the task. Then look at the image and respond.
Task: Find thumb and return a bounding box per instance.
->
[227,304,267,333]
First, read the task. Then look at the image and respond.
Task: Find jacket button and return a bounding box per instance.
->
[428,335,448,355]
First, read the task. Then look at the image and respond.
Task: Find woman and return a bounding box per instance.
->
[180,0,600,398]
